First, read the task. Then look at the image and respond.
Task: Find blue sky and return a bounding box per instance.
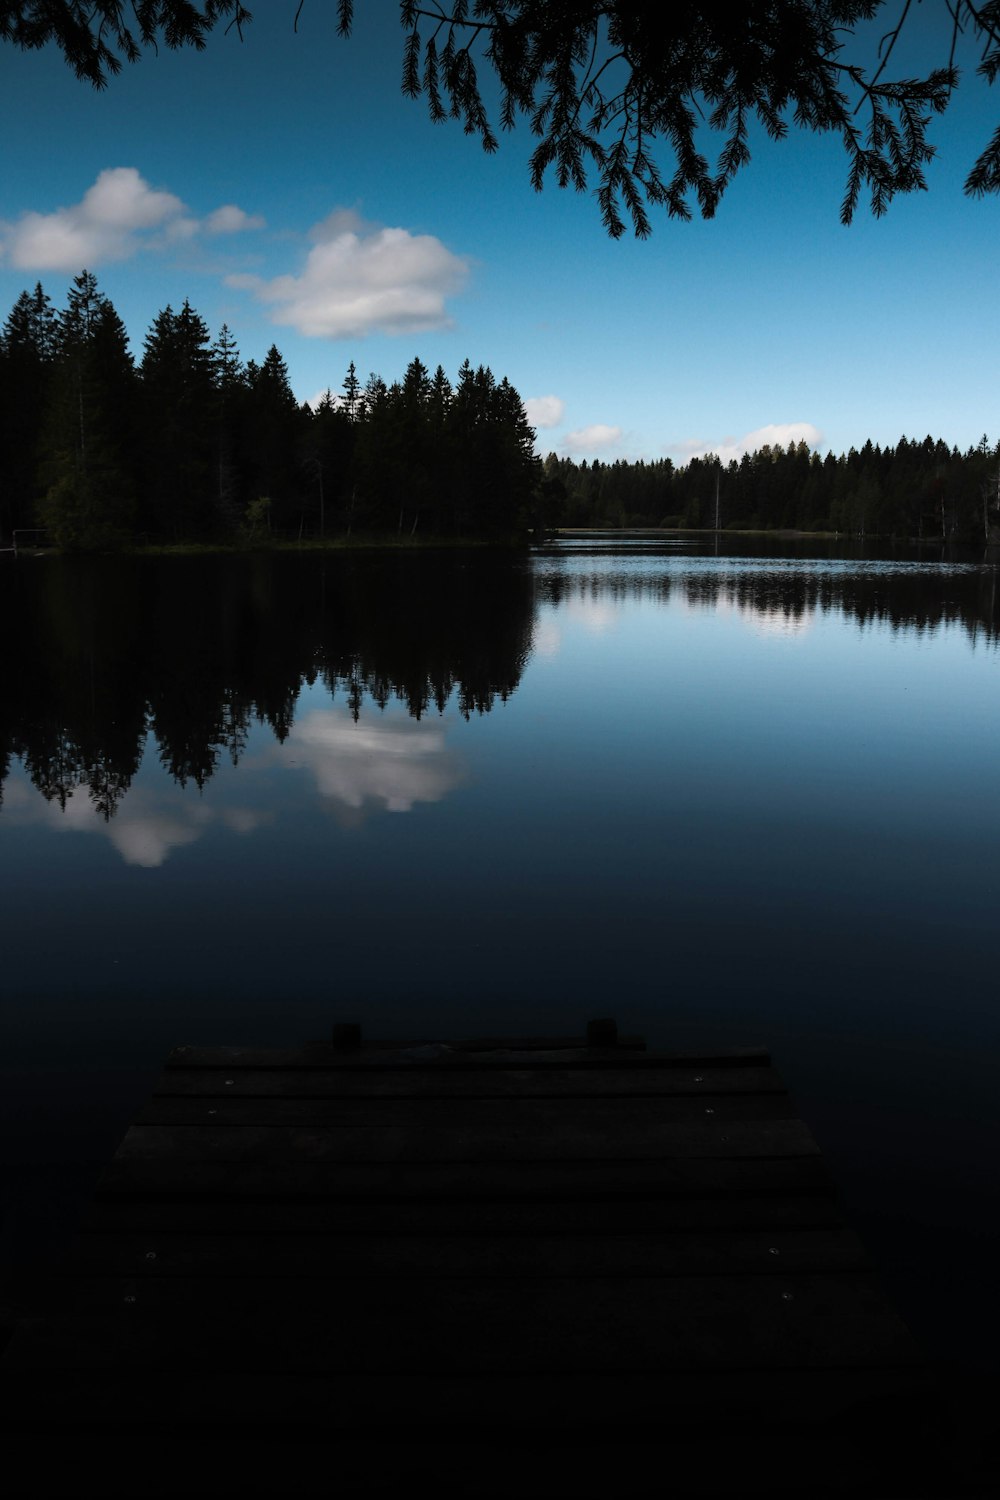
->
[1,4,997,464]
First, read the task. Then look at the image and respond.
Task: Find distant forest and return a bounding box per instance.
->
[0,273,539,549]
[544,438,1000,542]
[1,273,998,550]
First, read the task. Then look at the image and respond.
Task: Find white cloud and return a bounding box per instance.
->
[0,168,264,271]
[228,213,469,338]
[1,776,267,868]
[282,709,464,813]
[107,812,204,868]
[670,422,823,465]
[562,424,623,454]
[204,204,266,235]
[524,395,565,429]
[310,208,368,240]
[4,702,461,860]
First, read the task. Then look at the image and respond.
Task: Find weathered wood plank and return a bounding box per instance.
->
[153,1064,787,1100]
[95,1154,835,1199]
[327,1034,651,1052]
[132,1092,794,1128]
[164,1044,769,1071]
[69,1227,871,1278]
[165,1038,643,1068]
[112,1118,820,1164]
[0,1363,936,1436]
[5,1273,921,1373]
[80,1190,846,1237]
[0,1028,931,1467]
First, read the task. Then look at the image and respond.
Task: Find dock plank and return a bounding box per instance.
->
[80,1190,846,1237]
[0,1365,935,1437]
[1,1028,930,1471]
[94,1153,836,1199]
[69,1227,871,1278]
[7,1272,921,1373]
[164,1043,767,1070]
[133,1091,794,1127]
[112,1117,820,1164]
[152,1063,787,1099]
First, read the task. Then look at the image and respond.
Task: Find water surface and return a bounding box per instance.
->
[2,539,998,1369]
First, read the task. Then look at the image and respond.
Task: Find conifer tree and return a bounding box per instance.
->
[244,344,303,532]
[40,271,136,550]
[140,299,216,538]
[210,322,245,531]
[342,360,362,423]
[0,282,57,538]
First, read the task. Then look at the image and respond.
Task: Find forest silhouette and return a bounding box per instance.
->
[0,275,540,550]
[3,548,999,819]
[0,551,535,818]
[2,276,998,551]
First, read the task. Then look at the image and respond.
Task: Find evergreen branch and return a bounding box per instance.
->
[965,117,1000,191]
[402,23,420,97]
[860,0,913,107]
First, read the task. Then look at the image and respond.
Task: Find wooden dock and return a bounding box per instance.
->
[1,1026,945,1493]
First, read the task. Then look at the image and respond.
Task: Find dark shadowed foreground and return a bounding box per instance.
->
[2,1026,985,1496]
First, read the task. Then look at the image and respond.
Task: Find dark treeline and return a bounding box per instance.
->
[0,273,539,549]
[5,548,999,818]
[535,558,1000,649]
[544,436,1000,542]
[0,552,535,816]
[4,274,999,551]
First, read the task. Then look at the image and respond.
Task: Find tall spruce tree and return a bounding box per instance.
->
[209,322,246,533]
[0,282,57,539]
[140,299,216,539]
[40,271,136,550]
[244,344,303,533]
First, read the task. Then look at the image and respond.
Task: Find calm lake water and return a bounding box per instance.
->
[2,537,998,1372]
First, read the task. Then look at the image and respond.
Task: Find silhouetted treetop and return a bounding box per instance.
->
[372,1,1000,233]
[5,3,999,233]
[0,1,251,85]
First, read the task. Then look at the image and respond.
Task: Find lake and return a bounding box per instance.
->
[2,537,998,1374]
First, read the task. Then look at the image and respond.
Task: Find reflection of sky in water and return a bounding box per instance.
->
[534,587,819,658]
[269,704,464,815]
[3,549,999,1374]
[3,704,465,866]
[1,777,267,868]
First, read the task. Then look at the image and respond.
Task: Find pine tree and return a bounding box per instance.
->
[342,360,362,423]
[139,299,215,538]
[39,272,136,550]
[0,282,57,538]
[244,344,304,533]
[210,323,245,532]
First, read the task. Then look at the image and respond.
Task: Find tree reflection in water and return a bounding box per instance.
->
[2,543,998,821]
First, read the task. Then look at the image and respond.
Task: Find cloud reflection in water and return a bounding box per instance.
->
[4,706,465,866]
[2,780,270,869]
[276,708,464,815]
